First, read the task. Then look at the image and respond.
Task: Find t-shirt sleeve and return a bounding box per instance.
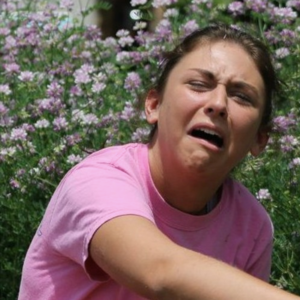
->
[247,220,273,282]
[225,179,274,282]
[245,212,274,282]
[46,162,154,280]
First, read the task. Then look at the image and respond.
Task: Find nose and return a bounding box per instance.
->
[203,85,228,118]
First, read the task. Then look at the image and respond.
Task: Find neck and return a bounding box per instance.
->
[148,145,226,215]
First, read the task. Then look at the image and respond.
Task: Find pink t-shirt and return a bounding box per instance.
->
[18,143,273,300]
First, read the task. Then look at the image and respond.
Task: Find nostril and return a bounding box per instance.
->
[205,107,227,118]
[220,111,227,118]
[205,107,214,114]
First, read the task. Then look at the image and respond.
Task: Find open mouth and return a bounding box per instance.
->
[189,128,224,148]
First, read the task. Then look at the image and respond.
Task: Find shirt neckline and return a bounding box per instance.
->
[140,144,228,231]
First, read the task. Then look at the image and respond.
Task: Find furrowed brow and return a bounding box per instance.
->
[231,81,259,99]
[189,68,215,81]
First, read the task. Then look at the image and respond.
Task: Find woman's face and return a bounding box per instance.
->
[145,41,268,177]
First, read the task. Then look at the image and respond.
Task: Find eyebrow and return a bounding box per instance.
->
[189,68,215,80]
[189,68,260,98]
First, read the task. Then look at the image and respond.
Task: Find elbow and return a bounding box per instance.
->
[139,259,180,300]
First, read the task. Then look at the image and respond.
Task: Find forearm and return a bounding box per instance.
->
[91,216,299,300]
[155,248,299,300]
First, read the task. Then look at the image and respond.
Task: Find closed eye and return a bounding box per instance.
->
[188,81,212,92]
[230,92,253,105]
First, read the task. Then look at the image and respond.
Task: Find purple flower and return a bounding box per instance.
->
[124,72,142,91]
[0,28,10,36]
[273,115,296,132]
[102,37,118,48]
[256,189,272,201]
[0,102,8,115]
[74,69,91,84]
[65,133,82,146]
[279,135,299,152]
[38,157,57,173]
[21,123,35,132]
[0,116,15,127]
[71,109,85,122]
[228,1,245,16]
[70,85,83,96]
[164,8,179,18]
[47,81,63,98]
[0,84,11,95]
[59,0,74,11]
[10,128,28,141]
[275,47,290,59]
[118,36,134,47]
[37,98,63,114]
[4,35,17,50]
[74,64,95,85]
[116,29,130,38]
[287,0,300,10]
[81,113,99,125]
[152,0,177,8]
[120,101,136,120]
[3,63,20,74]
[53,116,68,131]
[116,51,131,63]
[130,0,147,6]
[34,119,50,129]
[155,19,172,39]
[0,147,16,159]
[16,169,26,176]
[244,0,268,13]
[280,29,297,46]
[92,82,106,93]
[269,7,297,24]
[131,127,150,142]
[66,154,83,164]
[181,20,199,37]
[264,28,280,45]
[288,157,300,169]
[193,0,212,4]
[129,51,145,63]
[10,179,21,189]
[18,71,34,82]
[37,98,53,112]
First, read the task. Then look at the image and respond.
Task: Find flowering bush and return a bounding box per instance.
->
[0,0,300,298]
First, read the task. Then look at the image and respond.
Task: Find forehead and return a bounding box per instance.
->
[176,41,258,74]
[168,41,265,93]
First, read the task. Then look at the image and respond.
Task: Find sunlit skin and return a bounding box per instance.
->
[145,41,269,214]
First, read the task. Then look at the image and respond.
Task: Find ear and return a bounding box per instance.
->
[250,129,269,157]
[145,89,160,125]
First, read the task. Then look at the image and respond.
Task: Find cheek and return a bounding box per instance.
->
[230,110,262,138]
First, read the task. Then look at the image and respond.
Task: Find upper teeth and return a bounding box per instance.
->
[196,128,220,137]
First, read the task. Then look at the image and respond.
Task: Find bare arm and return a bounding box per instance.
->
[90,215,300,300]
